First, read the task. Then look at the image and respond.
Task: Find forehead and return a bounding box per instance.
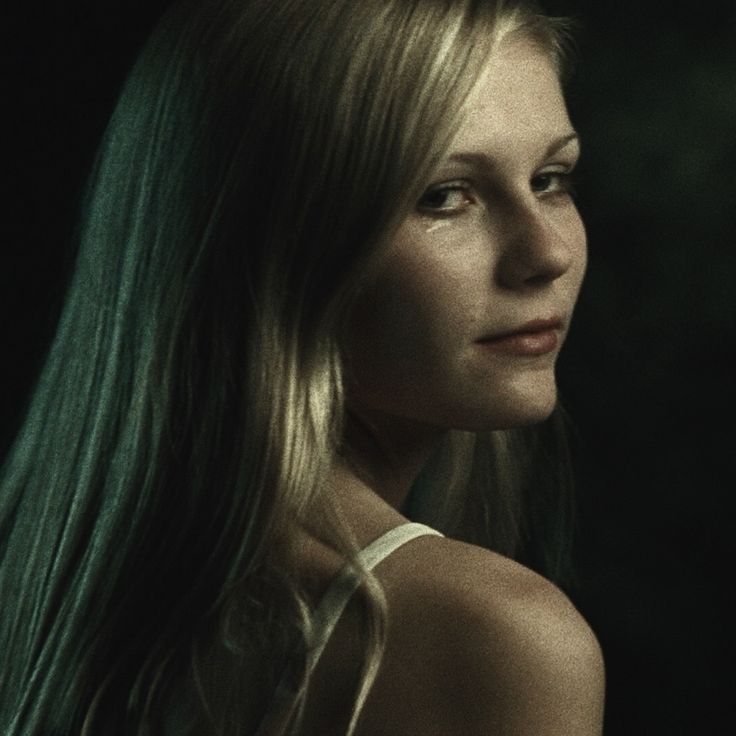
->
[450,38,572,155]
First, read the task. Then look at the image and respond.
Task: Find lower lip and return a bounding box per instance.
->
[477,329,559,356]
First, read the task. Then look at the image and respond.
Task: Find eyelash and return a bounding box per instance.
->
[530,170,577,198]
[416,181,472,215]
[417,169,577,216]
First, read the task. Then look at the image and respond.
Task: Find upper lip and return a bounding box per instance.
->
[477,316,565,342]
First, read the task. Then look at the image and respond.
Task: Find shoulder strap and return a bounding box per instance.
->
[255,522,443,735]
[309,522,442,662]
[357,522,444,571]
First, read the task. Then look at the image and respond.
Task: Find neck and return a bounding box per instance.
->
[339,407,447,512]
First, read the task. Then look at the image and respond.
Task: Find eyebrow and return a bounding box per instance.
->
[447,131,581,168]
[546,132,581,158]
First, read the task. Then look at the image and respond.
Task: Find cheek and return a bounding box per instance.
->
[343,247,478,399]
[348,263,449,369]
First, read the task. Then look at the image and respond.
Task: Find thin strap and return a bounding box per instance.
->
[309,522,442,663]
[357,522,444,571]
[254,522,443,735]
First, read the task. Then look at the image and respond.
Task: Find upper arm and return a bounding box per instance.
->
[355,539,605,736]
[455,575,605,735]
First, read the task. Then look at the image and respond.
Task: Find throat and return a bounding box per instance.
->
[340,407,447,512]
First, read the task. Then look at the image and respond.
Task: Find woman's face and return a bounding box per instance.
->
[345,38,586,433]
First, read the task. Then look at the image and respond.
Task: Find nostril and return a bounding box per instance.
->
[524,272,555,288]
[496,226,572,289]
[493,190,584,291]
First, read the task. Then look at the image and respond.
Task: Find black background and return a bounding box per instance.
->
[549,2,734,733]
[3,2,734,733]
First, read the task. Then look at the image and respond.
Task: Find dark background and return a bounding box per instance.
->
[548,2,735,733]
[2,2,733,733]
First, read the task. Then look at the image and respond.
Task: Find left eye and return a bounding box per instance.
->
[530,171,575,196]
[417,183,473,214]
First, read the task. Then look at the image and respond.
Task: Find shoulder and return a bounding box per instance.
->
[356,534,605,736]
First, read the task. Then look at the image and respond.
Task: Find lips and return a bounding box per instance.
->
[480,317,564,341]
[476,317,564,356]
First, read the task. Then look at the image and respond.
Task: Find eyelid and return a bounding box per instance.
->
[538,157,579,180]
[532,167,578,197]
[423,178,471,194]
[417,155,580,214]
[540,156,578,173]
[548,151,579,171]
[417,179,475,215]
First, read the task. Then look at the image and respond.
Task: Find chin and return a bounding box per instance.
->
[507,388,558,426]
[472,403,556,431]
[463,378,559,431]
[505,398,557,427]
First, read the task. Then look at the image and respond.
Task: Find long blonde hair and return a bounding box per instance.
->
[0,1,575,733]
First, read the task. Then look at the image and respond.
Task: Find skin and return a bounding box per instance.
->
[299,38,603,735]
[341,36,586,510]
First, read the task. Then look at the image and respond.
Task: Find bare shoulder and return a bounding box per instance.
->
[356,534,605,736]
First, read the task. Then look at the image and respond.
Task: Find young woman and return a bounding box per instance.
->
[0,0,604,733]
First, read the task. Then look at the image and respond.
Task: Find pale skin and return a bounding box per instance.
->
[300,38,604,735]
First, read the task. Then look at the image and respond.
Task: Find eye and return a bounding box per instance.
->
[530,169,576,198]
[417,181,474,215]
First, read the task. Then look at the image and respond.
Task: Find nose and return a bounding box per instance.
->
[495,201,580,290]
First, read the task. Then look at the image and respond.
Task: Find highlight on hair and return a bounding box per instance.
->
[0,1,576,733]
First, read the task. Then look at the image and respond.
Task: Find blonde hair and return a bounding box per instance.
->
[0,1,575,733]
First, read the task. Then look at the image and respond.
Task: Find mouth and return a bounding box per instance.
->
[476,317,565,356]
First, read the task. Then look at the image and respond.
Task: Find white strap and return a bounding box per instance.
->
[357,522,444,571]
[254,522,443,735]
[307,523,443,669]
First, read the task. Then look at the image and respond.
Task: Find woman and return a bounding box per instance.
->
[0,0,604,733]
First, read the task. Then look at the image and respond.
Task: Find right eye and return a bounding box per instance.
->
[417,182,474,216]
